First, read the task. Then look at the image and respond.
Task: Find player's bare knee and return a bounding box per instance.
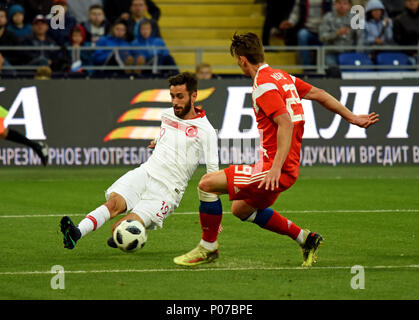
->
[198,174,213,193]
[105,193,126,218]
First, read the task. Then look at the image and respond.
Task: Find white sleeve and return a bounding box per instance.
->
[202,126,219,174]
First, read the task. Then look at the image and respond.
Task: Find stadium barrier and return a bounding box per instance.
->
[0,45,418,75]
[0,79,418,166]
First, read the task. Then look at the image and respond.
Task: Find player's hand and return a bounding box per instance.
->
[258,167,281,191]
[350,112,380,128]
[148,140,156,149]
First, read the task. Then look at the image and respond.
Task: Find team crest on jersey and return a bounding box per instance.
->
[162,117,199,138]
[185,125,198,138]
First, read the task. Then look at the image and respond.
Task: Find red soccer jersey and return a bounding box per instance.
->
[252,64,312,179]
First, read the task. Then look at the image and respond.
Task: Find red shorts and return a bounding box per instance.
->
[224,162,297,209]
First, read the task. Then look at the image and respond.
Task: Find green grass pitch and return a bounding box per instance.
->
[0,166,418,300]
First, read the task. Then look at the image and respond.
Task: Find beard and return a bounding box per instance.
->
[173,96,192,118]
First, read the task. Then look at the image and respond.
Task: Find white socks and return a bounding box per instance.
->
[200,239,218,251]
[78,205,111,238]
[295,229,305,245]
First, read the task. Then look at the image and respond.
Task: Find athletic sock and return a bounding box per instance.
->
[243,208,302,241]
[78,205,111,238]
[199,199,222,245]
[200,239,218,251]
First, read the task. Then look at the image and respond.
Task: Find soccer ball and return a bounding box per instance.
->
[113,219,147,252]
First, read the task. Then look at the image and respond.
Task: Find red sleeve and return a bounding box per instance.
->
[255,89,288,119]
[294,77,313,98]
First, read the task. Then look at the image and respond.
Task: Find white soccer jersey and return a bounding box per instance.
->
[142,107,219,198]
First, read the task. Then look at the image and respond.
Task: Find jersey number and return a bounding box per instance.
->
[156,201,169,220]
[282,84,304,122]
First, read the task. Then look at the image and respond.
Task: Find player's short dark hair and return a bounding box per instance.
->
[168,72,198,95]
[230,32,265,64]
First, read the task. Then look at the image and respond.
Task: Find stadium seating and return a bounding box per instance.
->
[154,0,300,74]
[376,52,413,72]
[338,52,374,72]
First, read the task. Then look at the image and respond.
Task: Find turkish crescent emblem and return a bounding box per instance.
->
[185,126,198,138]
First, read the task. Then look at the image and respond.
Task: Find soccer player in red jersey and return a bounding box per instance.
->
[174,32,379,267]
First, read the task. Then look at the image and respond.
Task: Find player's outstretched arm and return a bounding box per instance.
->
[302,86,379,128]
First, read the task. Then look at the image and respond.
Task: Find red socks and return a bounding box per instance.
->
[244,208,301,240]
[200,213,222,242]
[199,199,223,243]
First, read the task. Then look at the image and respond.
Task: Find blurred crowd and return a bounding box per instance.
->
[0,0,418,78]
[0,0,178,77]
[263,0,419,67]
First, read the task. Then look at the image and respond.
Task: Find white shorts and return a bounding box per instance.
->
[105,166,180,230]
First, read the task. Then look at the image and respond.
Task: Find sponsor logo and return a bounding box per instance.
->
[1,86,46,140]
[1,83,418,166]
[219,85,418,140]
[104,88,215,141]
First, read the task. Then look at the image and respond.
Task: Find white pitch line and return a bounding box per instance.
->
[0,209,418,218]
[1,264,419,276]
[280,209,419,213]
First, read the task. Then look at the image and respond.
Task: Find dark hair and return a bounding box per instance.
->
[89,4,104,11]
[139,19,152,28]
[366,8,384,21]
[71,25,84,34]
[168,72,198,94]
[230,32,265,64]
[132,0,146,5]
[112,18,127,28]
[70,25,86,44]
[0,8,7,16]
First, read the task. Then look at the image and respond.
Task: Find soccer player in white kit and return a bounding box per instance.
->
[60,72,220,250]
